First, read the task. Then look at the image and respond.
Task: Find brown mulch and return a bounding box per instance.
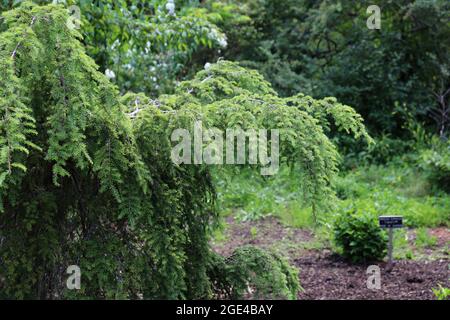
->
[212,216,450,300]
[296,251,449,300]
[428,227,450,246]
[212,216,313,257]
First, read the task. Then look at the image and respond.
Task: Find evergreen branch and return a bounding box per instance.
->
[4,16,37,175]
[11,16,37,59]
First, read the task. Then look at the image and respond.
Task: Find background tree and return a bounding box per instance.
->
[213,0,450,139]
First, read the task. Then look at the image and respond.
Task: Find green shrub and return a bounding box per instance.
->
[333,209,387,263]
[364,135,412,165]
[208,246,301,300]
[419,137,450,193]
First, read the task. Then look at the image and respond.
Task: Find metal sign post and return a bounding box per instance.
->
[379,216,403,269]
[387,228,393,265]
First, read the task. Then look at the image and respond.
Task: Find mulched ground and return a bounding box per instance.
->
[212,216,313,257]
[212,216,449,300]
[296,251,448,299]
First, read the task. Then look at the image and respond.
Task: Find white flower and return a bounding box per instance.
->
[105,69,116,80]
[166,0,175,16]
[204,63,212,71]
[208,29,218,40]
[208,28,227,48]
[218,37,228,48]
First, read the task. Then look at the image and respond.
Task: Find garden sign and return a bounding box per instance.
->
[379,216,403,268]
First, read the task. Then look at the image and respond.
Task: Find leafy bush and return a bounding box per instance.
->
[333,209,387,263]
[208,246,301,300]
[365,135,413,165]
[419,137,450,193]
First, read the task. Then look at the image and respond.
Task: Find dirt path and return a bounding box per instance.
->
[212,216,449,300]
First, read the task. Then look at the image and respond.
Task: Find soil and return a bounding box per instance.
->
[212,216,313,257]
[212,216,450,300]
[296,251,448,300]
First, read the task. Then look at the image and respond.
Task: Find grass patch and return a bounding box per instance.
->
[415,228,438,248]
[335,165,450,228]
[277,205,315,229]
[392,229,411,260]
[214,163,450,230]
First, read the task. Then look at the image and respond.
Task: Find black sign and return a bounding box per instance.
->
[379,216,403,228]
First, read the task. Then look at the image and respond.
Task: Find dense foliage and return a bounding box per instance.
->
[209,246,301,300]
[0,0,239,96]
[0,2,370,299]
[1,0,448,301]
[217,0,450,138]
[419,137,450,192]
[333,209,388,263]
[4,0,447,138]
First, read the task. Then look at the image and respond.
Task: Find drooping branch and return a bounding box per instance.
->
[10,15,37,59]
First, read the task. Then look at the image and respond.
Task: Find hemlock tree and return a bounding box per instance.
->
[0,3,370,299]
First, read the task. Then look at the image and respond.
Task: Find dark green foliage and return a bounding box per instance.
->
[0,2,216,299]
[333,209,387,263]
[208,246,301,300]
[419,137,450,193]
[218,0,450,137]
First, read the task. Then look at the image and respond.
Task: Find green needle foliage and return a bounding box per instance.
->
[0,3,370,299]
[208,246,301,300]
